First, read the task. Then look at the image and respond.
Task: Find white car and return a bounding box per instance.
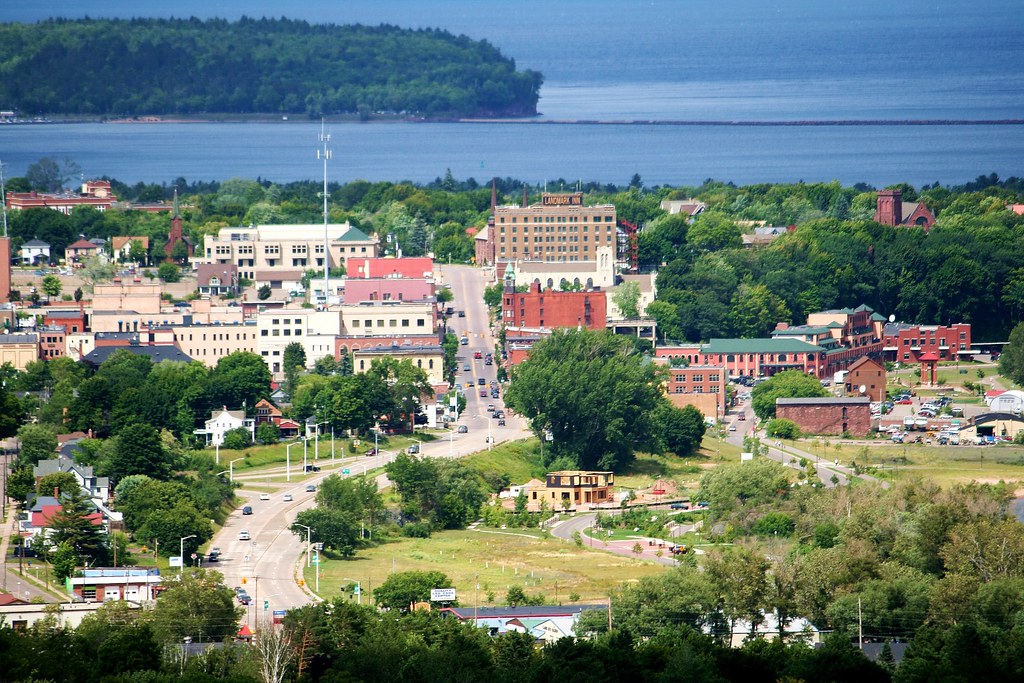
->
[238,529,250,541]
[259,493,270,501]
[283,494,293,502]
[728,424,737,431]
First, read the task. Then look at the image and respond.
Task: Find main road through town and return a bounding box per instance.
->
[211,264,533,627]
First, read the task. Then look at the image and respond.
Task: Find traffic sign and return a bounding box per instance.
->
[342,468,350,475]
[264,600,269,610]
[312,557,320,565]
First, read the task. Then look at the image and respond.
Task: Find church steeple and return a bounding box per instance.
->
[172,188,181,220]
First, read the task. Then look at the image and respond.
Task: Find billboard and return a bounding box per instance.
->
[430,588,457,602]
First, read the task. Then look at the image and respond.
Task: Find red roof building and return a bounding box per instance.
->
[6,181,117,215]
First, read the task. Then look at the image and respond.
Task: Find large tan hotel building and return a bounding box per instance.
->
[491,193,617,263]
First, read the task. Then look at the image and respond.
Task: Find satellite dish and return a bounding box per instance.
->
[888,314,895,322]
[859,385,867,395]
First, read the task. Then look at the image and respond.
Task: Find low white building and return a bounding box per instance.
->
[67,567,163,602]
[19,239,51,265]
[986,389,1024,415]
[194,407,255,446]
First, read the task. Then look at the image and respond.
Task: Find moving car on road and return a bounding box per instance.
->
[305,484,316,492]
[457,425,468,433]
[238,529,250,540]
[283,494,293,502]
[259,493,270,500]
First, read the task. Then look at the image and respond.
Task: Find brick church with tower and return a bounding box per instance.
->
[874,189,936,230]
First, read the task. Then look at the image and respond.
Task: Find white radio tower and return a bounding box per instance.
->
[0,160,8,238]
[317,120,332,304]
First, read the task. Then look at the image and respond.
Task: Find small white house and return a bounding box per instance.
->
[19,239,51,266]
[194,407,255,446]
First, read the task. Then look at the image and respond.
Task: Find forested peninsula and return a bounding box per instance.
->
[0,17,543,119]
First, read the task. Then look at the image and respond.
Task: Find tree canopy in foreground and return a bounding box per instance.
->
[505,328,668,471]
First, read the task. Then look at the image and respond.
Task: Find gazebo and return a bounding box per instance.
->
[919,351,939,386]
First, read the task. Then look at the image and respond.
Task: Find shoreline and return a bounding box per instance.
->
[5,116,1023,127]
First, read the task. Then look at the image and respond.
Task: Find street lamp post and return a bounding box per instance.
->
[285,440,302,482]
[294,523,312,568]
[331,428,335,464]
[303,436,308,473]
[341,577,362,605]
[228,457,245,483]
[179,534,196,577]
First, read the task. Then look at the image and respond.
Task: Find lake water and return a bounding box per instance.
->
[2,0,1022,186]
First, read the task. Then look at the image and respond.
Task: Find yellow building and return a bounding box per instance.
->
[0,333,38,371]
[352,344,447,386]
[492,193,617,263]
[528,470,615,510]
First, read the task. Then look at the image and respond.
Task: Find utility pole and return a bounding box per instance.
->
[857,597,863,650]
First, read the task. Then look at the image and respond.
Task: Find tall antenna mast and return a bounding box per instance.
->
[0,160,8,238]
[317,120,332,304]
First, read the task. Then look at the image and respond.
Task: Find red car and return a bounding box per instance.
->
[474,351,483,359]
[894,398,913,405]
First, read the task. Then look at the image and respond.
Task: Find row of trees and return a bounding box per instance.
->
[7,350,271,441]
[0,18,542,117]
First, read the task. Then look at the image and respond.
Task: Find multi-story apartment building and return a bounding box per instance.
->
[491,193,617,263]
[352,343,447,386]
[502,281,606,330]
[196,223,379,281]
[882,322,974,363]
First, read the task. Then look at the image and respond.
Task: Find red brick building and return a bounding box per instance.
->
[843,356,886,401]
[661,338,828,379]
[776,397,872,436]
[656,360,728,419]
[502,281,606,330]
[874,189,936,230]
[6,181,116,215]
[882,322,973,363]
[0,237,10,303]
[43,309,87,334]
[37,325,67,360]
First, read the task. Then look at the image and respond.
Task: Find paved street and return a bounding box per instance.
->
[209,264,533,623]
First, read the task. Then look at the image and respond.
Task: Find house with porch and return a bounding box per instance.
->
[193,407,255,446]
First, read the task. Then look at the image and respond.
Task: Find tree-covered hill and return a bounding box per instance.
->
[0,17,543,118]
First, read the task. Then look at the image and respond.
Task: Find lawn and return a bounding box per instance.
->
[818,440,1024,489]
[302,528,669,607]
[462,438,546,484]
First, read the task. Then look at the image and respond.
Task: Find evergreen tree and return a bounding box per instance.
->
[50,487,107,566]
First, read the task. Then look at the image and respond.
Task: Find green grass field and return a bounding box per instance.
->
[462,439,546,484]
[302,528,668,607]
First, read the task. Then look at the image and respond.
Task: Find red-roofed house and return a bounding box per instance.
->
[66,238,101,262]
[111,236,150,263]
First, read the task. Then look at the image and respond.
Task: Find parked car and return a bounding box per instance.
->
[669,502,690,510]
[895,398,913,405]
[407,444,420,454]
[457,425,468,433]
